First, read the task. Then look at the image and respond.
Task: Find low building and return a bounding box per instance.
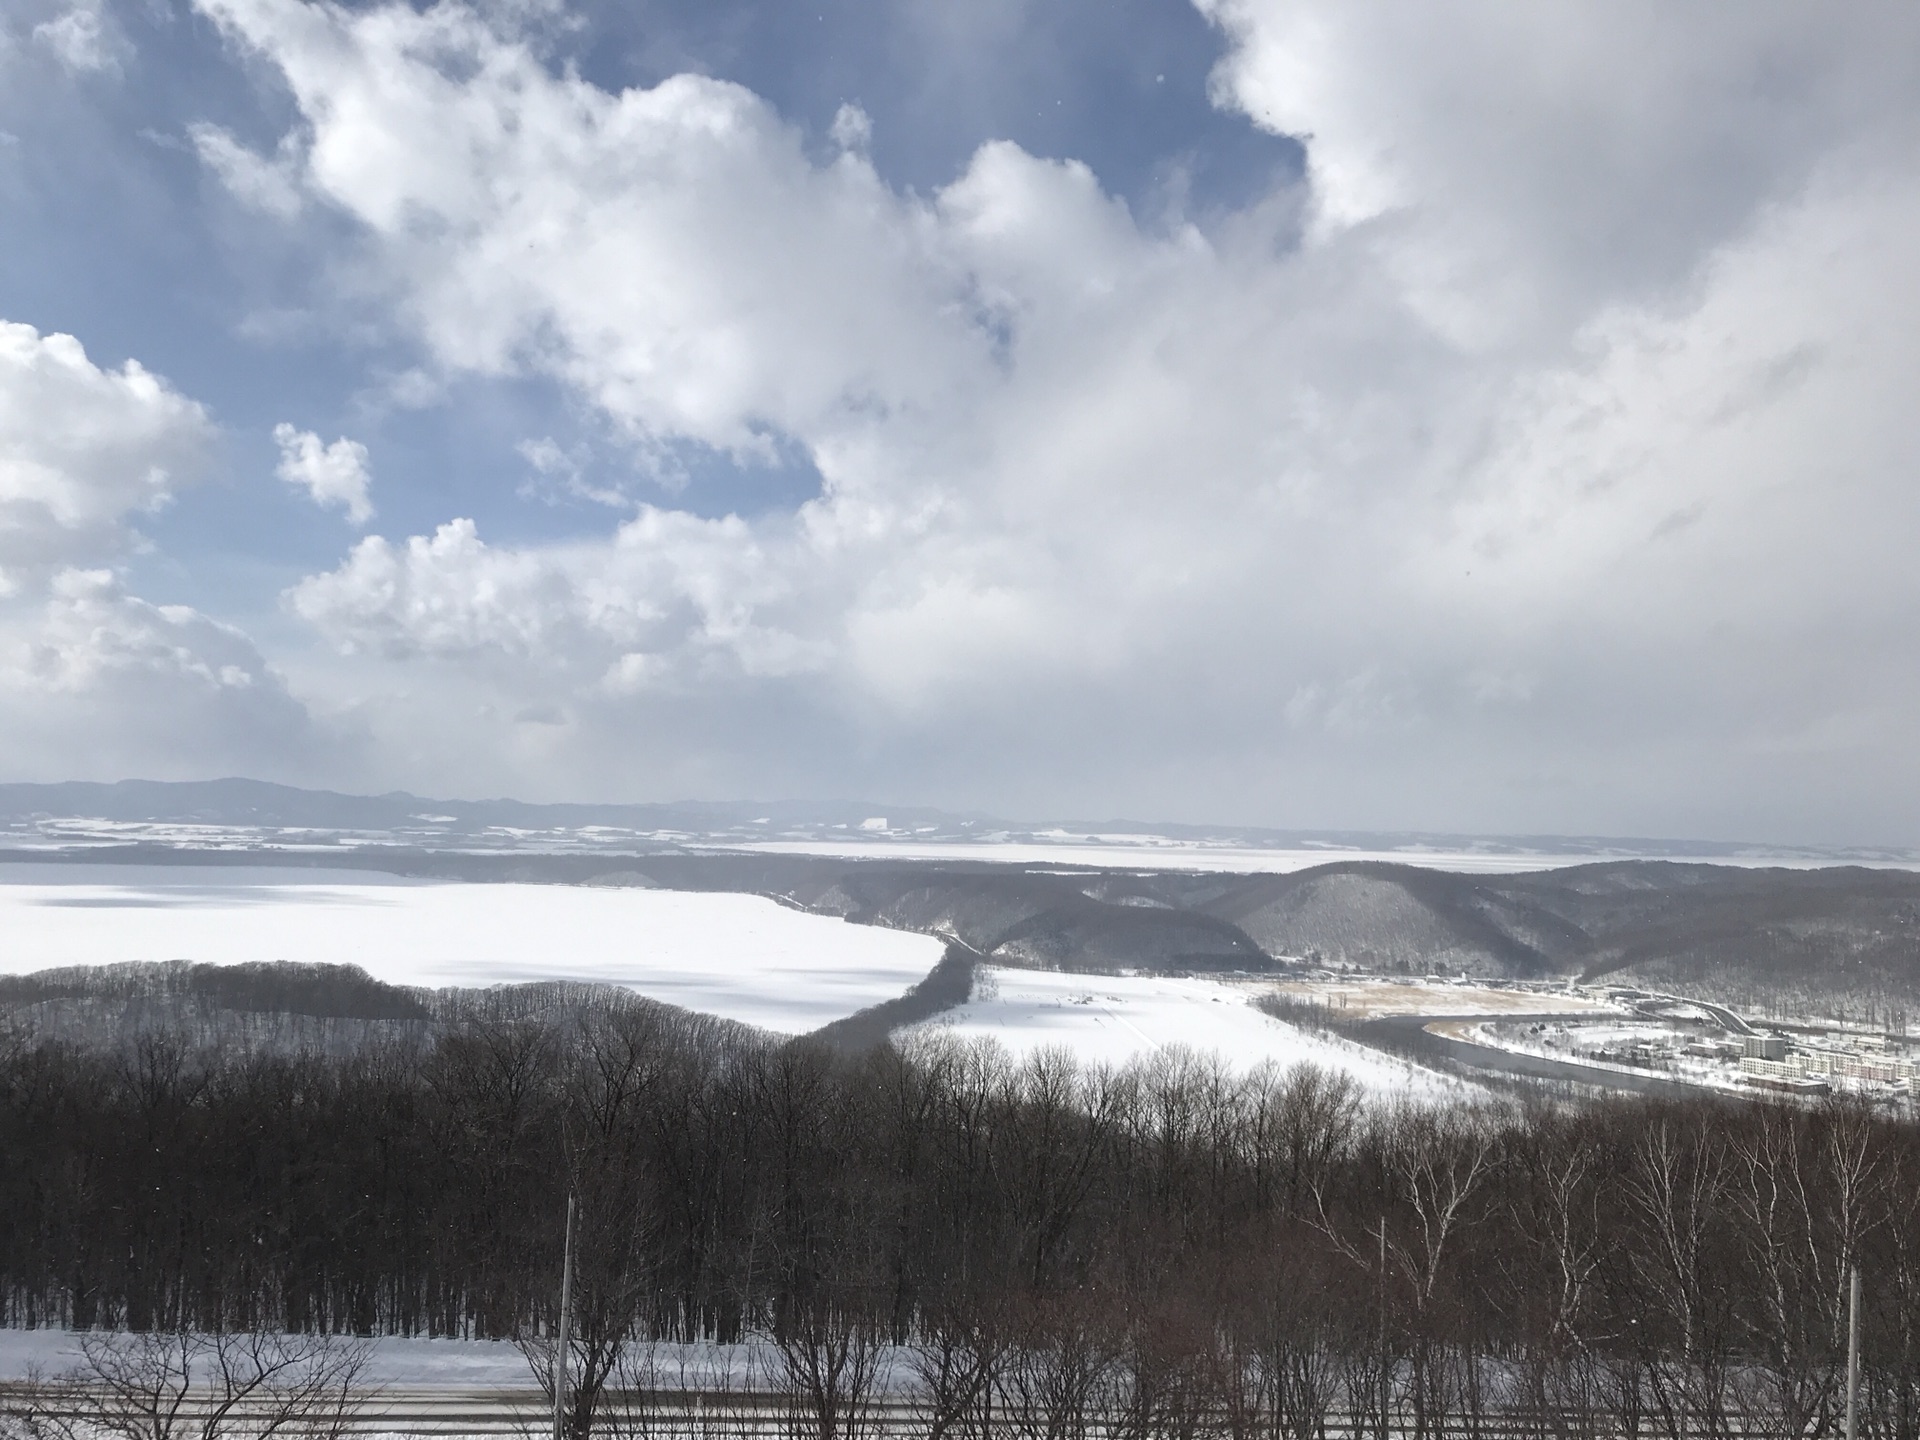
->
[1742,1073,1830,1095]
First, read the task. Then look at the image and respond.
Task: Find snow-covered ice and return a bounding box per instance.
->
[716,836,1920,874]
[0,865,944,1034]
[908,966,1459,1095]
[722,839,1606,874]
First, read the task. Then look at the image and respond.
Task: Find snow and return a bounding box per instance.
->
[0,1330,522,1387]
[721,839,1607,874]
[908,966,1461,1095]
[0,1329,540,1388]
[0,865,944,1034]
[717,836,1920,873]
[0,1330,909,1394]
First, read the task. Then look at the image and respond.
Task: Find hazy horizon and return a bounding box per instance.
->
[8,774,1920,864]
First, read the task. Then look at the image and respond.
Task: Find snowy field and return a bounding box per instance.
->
[0,865,944,1033]
[726,839,1607,874]
[0,1330,875,1393]
[908,966,1460,1095]
[718,836,1920,873]
[0,1328,546,1388]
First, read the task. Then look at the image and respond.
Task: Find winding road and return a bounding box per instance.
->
[1358,1013,1708,1097]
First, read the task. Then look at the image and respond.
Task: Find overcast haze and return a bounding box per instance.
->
[2,0,1918,844]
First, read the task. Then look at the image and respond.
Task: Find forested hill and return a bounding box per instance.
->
[1194,860,1920,1001]
[0,959,767,1057]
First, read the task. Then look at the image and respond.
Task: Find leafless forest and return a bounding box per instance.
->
[3,991,1919,1440]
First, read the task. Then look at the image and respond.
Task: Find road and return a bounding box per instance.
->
[1358,1013,1707,1097]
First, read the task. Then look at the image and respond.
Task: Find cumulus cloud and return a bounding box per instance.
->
[196,0,980,459]
[287,510,823,684]
[0,320,213,579]
[0,319,331,783]
[273,422,373,523]
[1195,1,1920,345]
[0,568,326,782]
[22,567,268,695]
[191,0,1920,836]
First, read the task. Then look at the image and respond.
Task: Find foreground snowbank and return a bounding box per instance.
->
[0,1330,879,1393]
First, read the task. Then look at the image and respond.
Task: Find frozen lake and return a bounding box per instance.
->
[0,864,944,1034]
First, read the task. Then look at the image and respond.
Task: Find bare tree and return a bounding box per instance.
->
[1728,1107,1847,1440]
[46,1331,373,1440]
[1502,1135,1605,1440]
[908,1300,1006,1440]
[1617,1116,1736,1440]
[997,1296,1125,1440]
[774,1303,885,1440]
[1109,1300,1221,1440]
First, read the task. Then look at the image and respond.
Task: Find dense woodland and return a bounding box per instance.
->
[3,993,1920,1440]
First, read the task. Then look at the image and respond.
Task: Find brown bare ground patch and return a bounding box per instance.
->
[1245,979,1607,1019]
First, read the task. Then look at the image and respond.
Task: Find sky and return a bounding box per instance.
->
[2,0,1919,844]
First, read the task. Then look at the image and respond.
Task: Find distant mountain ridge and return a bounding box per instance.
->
[0,777,968,837]
[1,776,1909,863]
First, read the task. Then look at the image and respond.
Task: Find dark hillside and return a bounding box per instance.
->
[0,960,752,1056]
[1201,864,1576,976]
[1200,858,1920,1012]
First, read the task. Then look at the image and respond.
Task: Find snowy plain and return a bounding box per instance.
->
[722,838,1606,873]
[0,1329,898,1392]
[907,966,1460,1095]
[715,836,1920,873]
[0,864,944,1034]
[0,1329,536,1387]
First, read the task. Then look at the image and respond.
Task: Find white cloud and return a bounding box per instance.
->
[32,1,117,74]
[516,437,631,510]
[829,103,871,154]
[288,510,825,685]
[0,568,327,782]
[22,568,264,695]
[192,0,1920,838]
[0,320,213,576]
[273,422,373,523]
[190,123,306,218]
[1194,1,1920,346]
[0,319,333,785]
[196,0,982,459]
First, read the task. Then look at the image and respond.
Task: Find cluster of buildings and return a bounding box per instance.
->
[1517,1000,1917,1103]
[1731,1032,1917,1094]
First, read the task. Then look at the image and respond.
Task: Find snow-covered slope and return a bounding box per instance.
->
[906,966,1461,1095]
